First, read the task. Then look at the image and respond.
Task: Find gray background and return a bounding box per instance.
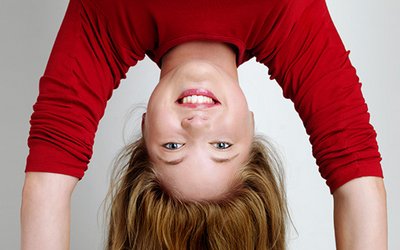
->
[1,0,399,249]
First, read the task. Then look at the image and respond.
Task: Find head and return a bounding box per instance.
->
[106,136,287,250]
[106,41,287,249]
[143,57,255,201]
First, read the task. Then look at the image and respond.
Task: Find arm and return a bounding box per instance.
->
[333,177,387,250]
[254,0,385,247]
[23,0,142,247]
[21,173,78,250]
[256,0,383,192]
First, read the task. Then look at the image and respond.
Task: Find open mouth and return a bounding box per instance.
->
[176,89,221,106]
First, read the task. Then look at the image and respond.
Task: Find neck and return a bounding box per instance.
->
[159,41,238,81]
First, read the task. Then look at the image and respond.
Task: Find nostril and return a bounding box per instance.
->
[191,115,205,120]
[183,115,208,125]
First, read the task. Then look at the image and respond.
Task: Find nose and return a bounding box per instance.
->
[181,115,210,132]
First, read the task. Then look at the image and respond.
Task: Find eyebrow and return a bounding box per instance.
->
[157,156,185,165]
[157,153,240,166]
[211,153,240,163]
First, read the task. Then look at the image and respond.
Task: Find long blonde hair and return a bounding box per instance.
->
[105,136,288,250]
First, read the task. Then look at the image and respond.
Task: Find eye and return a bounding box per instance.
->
[163,142,184,150]
[212,141,232,150]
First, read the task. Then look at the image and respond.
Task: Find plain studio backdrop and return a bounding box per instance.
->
[0,0,399,249]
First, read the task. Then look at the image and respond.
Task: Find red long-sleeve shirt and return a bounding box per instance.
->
[26,0,383,194]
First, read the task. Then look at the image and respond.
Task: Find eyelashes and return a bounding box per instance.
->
[163,142,184,150]
[163,141,232,150]
[211,141,232,149]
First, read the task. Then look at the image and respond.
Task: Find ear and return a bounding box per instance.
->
[250,111,255,131]
[141,112,146,134]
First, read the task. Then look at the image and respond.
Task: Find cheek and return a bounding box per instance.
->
[231,112,253,144]
[145,108,178,140]
[231,105,252,129]
[226,89,250,119]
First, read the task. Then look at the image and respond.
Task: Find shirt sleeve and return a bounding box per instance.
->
[255,0,383,194]
[25,0,144,179]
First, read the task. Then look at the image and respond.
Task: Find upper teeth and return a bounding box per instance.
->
[182,95,214,104]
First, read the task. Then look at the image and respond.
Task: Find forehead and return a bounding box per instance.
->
[152,151,249,201]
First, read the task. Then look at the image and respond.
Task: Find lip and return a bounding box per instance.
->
[176,88,220,104]
[177,88,220,101]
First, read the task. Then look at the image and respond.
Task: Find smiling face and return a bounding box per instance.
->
[143,60,254,201]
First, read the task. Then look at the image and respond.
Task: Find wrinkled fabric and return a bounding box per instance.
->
[26,0,383,194]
